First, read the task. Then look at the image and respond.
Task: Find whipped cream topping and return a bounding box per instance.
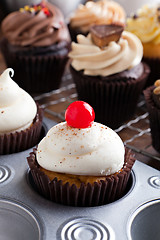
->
[127,5,160,44]
[0,68,37,134]
[70,0,126,33]
[36,122,125,176]
[69,31,143,76]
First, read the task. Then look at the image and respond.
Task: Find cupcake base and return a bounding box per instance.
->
[70,62,150,129]
[144,86,160,153]
[0,39,70,94]
[0,104,43,155]
[27,148,135,207]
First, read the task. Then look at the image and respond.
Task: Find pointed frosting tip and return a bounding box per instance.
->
[1,68,14,79]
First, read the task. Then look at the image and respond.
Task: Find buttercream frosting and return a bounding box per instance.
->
[0,68,37,134]
[36,121,125,176]
[127,5,160,44]
[1,2,70,47]
[69,31,143,76]
[70,0,126,33]
[153,79,160,95]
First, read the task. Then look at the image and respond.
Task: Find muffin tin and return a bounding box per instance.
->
[0,117,160,240]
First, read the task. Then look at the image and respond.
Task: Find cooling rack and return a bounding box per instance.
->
[34,71,160,164]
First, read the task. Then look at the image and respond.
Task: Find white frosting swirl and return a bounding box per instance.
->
[69,31,143,76]
[36,122,125,176]
[0,68,37,134]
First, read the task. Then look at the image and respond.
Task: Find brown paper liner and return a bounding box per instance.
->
[27,148,135,207]
[70,63,150,129]
[143,57,160,88]
[144,86,160,153]
[0,104,43,155]
[0,39,70,94]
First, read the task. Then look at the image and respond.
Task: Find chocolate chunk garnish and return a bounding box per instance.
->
[90,24,124,48]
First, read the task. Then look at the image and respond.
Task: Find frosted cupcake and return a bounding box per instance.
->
[0,2,71,93]
[68,0,126,42]
[0,68,43,155]
[27,101,135,206]
[144,80,160,153]
[127,4,160,87]
[69,24,150,129]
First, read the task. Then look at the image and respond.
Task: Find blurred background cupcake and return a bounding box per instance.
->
[144,80,160,153]
[0,68,43,155]
[68,0,126,42]
[126,4,160,87]
[69,24,150,129]
[0,1,71,94]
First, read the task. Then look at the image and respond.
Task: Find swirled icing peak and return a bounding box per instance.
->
[0,68,37,134]
[1,2,70,47]
[0,68,19,107]
[127,4,160,44]
[36,121,125,176]
[69,29,143,76]
[70,0,126,33]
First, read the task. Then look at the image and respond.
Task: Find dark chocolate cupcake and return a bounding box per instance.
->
[144,80,160,153]
[27,101,135,207]
[0,68,43,155]
[68,0,126,42]
[69,25,150,129]
[0,2,71,93]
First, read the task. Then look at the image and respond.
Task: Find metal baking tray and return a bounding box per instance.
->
[0,117,160,240]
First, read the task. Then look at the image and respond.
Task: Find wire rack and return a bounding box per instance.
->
[34,71,160,163]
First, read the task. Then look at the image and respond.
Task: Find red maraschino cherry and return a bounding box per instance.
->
[65,101,95,128]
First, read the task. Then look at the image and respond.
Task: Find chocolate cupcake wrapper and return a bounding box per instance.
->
[70,63,149,129]
[0,39,69,93]
[143,57,160,88]
[144,86,160,153]
[0,104,43,155]
[27,148,135,207]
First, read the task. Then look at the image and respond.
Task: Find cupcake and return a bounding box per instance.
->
[0,68,43,155]
[27,101,135,207]
[68,0,126,42]
[127,4,160,87]
[69,24,150,129]
[0,1,71,93]
[144,80,160,153]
